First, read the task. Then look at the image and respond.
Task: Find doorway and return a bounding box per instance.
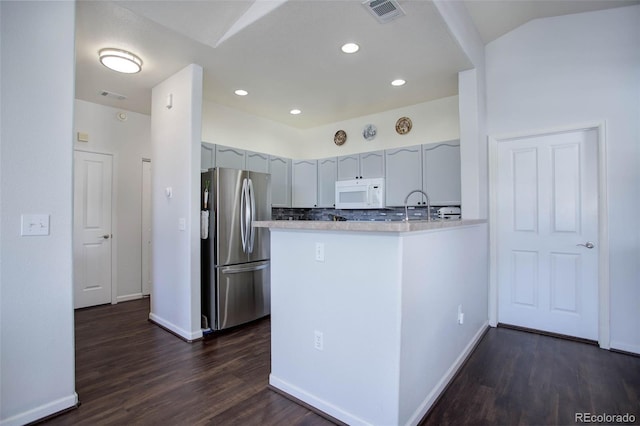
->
[489,125,609,346]
[142,159,152,296]
[73,150,114,308]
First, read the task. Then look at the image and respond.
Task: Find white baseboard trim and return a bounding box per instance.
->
[148,312,203,342]
[269,375,371,426]
[610,340,640,355]
[406,321,490,426]
[116,293,143,303]
[0,392,78,426]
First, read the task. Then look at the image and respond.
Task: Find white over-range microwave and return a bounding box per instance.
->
[335,178,385,209]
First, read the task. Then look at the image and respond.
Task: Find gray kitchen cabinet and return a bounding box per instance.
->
[385,146,424,207]
[201,142,216,171]
[317,157,337,207]
[337,151,385,180]
[246,150,270,173]
[422,141,461,206]
[359,150,385,178]
[215,145,245,169]
[292,159,318,208]
[269,155,292,208]
[337,155,359,180]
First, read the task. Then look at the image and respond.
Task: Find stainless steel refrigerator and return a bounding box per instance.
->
[201,167,271,331]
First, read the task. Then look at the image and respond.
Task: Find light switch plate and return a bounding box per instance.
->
[21,214,50,236]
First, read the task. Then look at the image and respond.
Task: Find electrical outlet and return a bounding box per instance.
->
[457,304,464,325]
[314,330,324,351]
[315,242,325,262]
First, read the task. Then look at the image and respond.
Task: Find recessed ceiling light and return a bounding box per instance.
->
[290,109,302,115]
[391,79,406,87]
[99,48,142,74]
[234,89,248,96]
[341,43,360,54]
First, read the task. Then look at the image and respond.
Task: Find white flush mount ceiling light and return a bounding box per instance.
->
[391,79,406,87]
[234,89,248,96]
[99,48,143,74]
[290,109,302,115]
[341,43,360,54]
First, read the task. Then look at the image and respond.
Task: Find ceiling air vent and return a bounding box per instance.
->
[100,90,127,101]
[362,0,405,24]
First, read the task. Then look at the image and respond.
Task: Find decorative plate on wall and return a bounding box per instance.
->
[334,130,347,146]
[395,117,412,135]
[362,124,377,141]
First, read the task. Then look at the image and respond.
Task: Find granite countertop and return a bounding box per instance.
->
[253,219,487,233]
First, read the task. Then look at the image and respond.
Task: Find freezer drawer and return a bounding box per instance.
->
[215,260,270,330]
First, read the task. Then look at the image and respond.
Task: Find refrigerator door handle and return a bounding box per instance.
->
[240,178,248,252]
[220,261,269,274]
[248,178,256,253]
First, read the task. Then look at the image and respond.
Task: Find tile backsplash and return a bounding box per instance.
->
[272,206,441,222]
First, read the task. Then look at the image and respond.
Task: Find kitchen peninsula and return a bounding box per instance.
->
[254,219,489,426]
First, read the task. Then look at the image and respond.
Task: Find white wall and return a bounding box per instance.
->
[434,0,487,220]
[299,96,460,159]
[486,5,640,353]
[0,2,78,424]
[149,64,203,341]
[202,100,302,158]
[202,96,459,160]
[268,224,488,425]
[74,100,151,302]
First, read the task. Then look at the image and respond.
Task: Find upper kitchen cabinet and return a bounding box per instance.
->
[201,142,216,171]
[337,155,359,180]
[422,141,461,206]
[317,157,337,208]
[292,159,318,208]
[385,146,424,207]
[246,151,270,174]
[337,151,385,180]
[216,145,245,169]
[359,151,385,179]
[270,155,292,208]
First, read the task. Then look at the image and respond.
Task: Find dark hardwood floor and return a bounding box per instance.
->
[422,327,640,426]
[42,298,640,425]
[42,298,333,426]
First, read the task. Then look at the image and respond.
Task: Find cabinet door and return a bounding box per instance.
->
[317,157,337,207]
[216,145,245,169]
[269,156,291,208]
[337,155,360,180]
[201,142,216,171]
[385,146,423,206]
[246,151,269,173]
[292,160,318,208]
[360,151,385,178]
[423,142,461,205]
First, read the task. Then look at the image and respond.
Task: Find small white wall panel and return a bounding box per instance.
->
[85,160,104,228]
[511,250,537,307]
[512,149,538,232]
[552,144,580,233]
[550,253,579,313]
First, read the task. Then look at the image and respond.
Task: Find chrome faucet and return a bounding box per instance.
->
[404,189,431,222]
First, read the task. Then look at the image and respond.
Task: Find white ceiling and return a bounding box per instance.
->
[74,0,638,129]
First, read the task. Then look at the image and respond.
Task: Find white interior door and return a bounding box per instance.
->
[74,151,113,309]
[496,129,598,340]
[141,159,152,296]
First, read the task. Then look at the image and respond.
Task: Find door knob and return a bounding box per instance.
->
[102,234,111,239]
[576,242,594,249]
